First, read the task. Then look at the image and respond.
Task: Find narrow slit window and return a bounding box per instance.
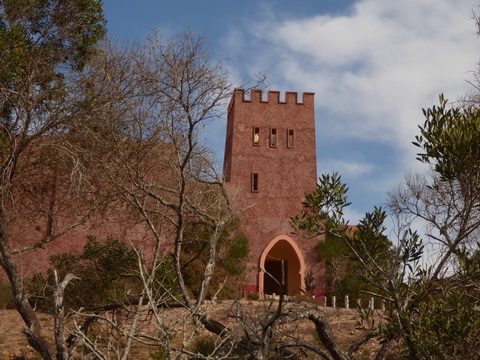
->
[251,172,259,192]
[270,128,277,147]
[253,127,260,146]
[287,129,295,148]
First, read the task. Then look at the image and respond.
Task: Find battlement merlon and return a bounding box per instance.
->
[228,89,315,112]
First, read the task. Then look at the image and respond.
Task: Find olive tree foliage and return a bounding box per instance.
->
[291,174,408,360]
[0,1,106,359]
[387,95,480,358]
[314,204,394,306]
[405,95,480,259]
[288,96,480,360]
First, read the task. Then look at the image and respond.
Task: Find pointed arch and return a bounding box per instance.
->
[258,235,306,296]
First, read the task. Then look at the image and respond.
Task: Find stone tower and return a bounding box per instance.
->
[223,89,324,297]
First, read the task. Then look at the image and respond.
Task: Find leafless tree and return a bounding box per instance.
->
[90,31,237,307]
[0,12,109,360]
[53,31,242,358]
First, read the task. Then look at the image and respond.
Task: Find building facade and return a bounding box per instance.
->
[3,88,326,299]
[223,89,324,297]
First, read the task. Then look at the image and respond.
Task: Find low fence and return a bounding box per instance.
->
[262,293,386,311]
[322,295,385,311]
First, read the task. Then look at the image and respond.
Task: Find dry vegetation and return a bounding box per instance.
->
[0,300,389,360]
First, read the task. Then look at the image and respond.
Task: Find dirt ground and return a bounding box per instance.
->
[0,309,52,359]
[0,301,387,359]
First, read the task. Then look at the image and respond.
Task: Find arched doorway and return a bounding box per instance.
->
[258,235,305,296]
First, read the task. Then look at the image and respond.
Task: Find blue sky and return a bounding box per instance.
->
[103,0,479,225]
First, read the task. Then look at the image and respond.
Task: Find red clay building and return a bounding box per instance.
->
[223,89,325,297]
[3,89,326,299]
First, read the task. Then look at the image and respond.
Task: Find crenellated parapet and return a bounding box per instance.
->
[228,89,314,112]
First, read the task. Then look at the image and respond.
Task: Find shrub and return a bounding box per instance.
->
[148,346,167,360]
[29,236,180,311]
[192,336,216,358]
[0,279,14,309]
[181,219,249,300]
[51,236,140,309]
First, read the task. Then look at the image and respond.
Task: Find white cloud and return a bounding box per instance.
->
[225,0,478,147]
[319,158,374,178]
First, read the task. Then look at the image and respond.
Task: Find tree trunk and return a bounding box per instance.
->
[307,310,350,360]
[53,271,78,360]
[0,230,54,359]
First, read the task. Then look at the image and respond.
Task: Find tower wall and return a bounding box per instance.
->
[223,89,324,296]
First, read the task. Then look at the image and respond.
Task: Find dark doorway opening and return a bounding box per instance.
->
[264,260,288,295]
